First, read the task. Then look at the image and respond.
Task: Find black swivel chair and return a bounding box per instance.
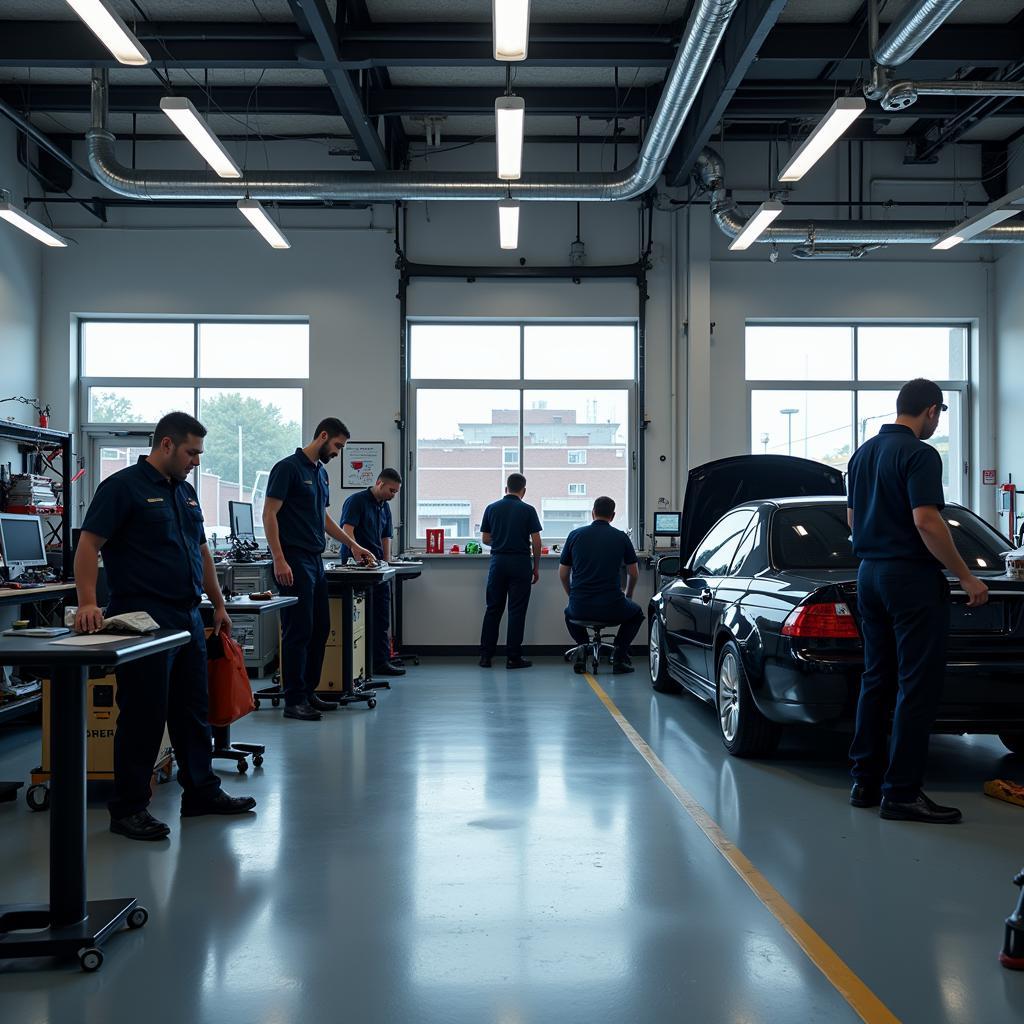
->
[564,620,618,675]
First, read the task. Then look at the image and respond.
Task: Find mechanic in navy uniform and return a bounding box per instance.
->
[558,496,643,674]
[338,467,405,676]
[846,378,988,825]
[478,473,543,669]
[74,412,256,842]
[263,418,375,722]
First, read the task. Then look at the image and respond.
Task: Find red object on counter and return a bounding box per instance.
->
[426,528,445,554]
[450,544,460,553]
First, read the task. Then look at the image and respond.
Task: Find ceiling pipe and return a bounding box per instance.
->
[0,98,95,184]
[87,0,738,202]
[695,147,1024,246]
[882,78,1024,112]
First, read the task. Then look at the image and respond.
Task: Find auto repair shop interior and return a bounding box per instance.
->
[2,1,1024,1022]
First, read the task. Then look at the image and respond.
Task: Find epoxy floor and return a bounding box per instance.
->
[1,659,1023,1023]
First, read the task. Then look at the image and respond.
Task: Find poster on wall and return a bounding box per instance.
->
[342,441,385,489]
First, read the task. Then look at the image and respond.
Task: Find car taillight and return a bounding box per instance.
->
[782,600,860,639]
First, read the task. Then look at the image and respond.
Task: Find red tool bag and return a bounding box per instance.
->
[206,631,256,727]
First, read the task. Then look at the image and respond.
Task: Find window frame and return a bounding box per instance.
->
[406,318,639,549]
[745,321,971,503]
[78,317,308,526]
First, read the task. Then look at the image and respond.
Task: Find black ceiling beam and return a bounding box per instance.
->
[367,87,652,117]
[664,0,788,188]
[290,0,387,169]
[722,94,1024,121]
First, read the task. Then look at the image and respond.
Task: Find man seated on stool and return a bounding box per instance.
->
[559,496,643,675]
[338,468,405,676]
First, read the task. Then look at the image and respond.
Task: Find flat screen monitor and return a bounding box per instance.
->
[0,513,48,579]
[229,500,255,540]
[653,512,682,537]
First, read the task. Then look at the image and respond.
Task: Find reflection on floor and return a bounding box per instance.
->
[0,658,1022,1023]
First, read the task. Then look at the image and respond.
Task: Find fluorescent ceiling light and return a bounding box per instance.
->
[64,0,150,65]
[495,95,525,180]
[0,203,68,247]
[493,0,530,61]
[778,97,866,183]
[160,96,242,179]
[237,200,291,249]
[498,199,520,249]
[933,206,1021,250]
[728,201,783,251]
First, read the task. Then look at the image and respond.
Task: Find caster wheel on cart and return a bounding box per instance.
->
[272,698,281,708]
[253,754,264,767]
[127,907,149,930]
[236,759,248,773]
[253,699,261,710]
[79,947,103,972]
[26,784,50,812]
[368,698,377,709]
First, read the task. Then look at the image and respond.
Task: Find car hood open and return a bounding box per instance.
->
[679,455,846,560]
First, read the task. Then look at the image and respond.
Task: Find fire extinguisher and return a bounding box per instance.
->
[999,476,1017,543]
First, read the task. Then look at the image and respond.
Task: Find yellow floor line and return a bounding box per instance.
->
[584,673,901,1024]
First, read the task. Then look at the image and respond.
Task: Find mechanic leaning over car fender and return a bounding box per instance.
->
[846,378,988,825]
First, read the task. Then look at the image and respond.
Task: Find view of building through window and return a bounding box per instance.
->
[746,324,969,503]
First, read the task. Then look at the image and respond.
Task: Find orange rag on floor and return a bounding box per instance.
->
[984,779,1024,807]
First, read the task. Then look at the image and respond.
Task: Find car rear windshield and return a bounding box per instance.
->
[771,506,1009,571]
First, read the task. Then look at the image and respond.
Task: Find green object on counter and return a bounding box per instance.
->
[464,541,482,555]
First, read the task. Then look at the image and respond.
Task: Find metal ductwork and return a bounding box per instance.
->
[87,0,737,203]
[873,0,965,69]
[695,147,1024,247]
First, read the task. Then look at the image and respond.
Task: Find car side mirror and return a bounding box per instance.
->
[657,555,682,578]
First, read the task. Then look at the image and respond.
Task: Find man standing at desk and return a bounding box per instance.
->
[264,418,376,721]
[559,496,642,674]
[75,411,256,842]
[478,473,543,670]
[338,468,405,677]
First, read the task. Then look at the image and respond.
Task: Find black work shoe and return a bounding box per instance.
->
[507,657,532,670]
[283,701,322,721]
[612,654,634,674]
[309,694,339,711]
[181,790,257,817]
[110,810,170,842]
[850,782,882,808]
[479,655,493,668]
[374,661,406,676]
[573,649,586,674]
[879,792,962,824]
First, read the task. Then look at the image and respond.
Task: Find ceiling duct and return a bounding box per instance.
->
[873,0,965,69]
[695,147,1024,247]
[87,0,738,203]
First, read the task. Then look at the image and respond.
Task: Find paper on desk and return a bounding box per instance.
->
[50,634,126,646]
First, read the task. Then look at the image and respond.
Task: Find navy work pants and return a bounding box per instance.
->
[849,559,950,802]
[109,602,221,819]
[565,596,645,656]
[480,554,533,658]
[277,547,330,706]
[372,581,392,668]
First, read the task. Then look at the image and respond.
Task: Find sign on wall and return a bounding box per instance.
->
[342,441,385,489]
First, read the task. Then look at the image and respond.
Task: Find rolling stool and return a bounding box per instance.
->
[564,621,617,674]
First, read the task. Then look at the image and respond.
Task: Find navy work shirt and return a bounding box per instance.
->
[480,495,542,556]
[266,449,330,553]
[81,456,206,608]
[847,424,946,564]
[339,487,393,561]
[560,520,637,601]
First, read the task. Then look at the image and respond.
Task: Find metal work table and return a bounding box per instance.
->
[390,560,423,666]
[0,629,190,972]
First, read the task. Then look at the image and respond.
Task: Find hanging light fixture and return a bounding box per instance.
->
[495,95,525,180]
[499,199,520,249]
[237,200,291,249]
[0,202,69,247]
[63,0,150,66]
[778,97,866,183]
[493,0,531,62]
[159,97,242,179]
[728,201,784,251]
[933,205,1022,250]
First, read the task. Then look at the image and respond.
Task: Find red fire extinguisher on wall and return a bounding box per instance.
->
[999,477,1017,543]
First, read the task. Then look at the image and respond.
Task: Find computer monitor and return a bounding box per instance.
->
[653,512,682,537]
[228,500,255,541]
[0,513,48,579]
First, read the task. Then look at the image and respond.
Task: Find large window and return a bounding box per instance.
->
[746,324,969,503]
[80,320,308,541]
[408,322,637,544]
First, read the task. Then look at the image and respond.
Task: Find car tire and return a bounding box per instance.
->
[715,640,781,758]
[649,616,681,694]
[998,732,1024,755]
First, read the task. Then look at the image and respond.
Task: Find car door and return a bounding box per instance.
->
[664,509,755,684]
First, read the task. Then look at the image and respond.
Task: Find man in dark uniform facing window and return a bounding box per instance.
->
[75,412,256,842]
[478,473,543,670]
[263,418,375,722]
[558,496,643,674]
[339,467,405,676]
[847,378,988,825]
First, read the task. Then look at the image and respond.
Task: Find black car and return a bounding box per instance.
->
[648,455,1024,757]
